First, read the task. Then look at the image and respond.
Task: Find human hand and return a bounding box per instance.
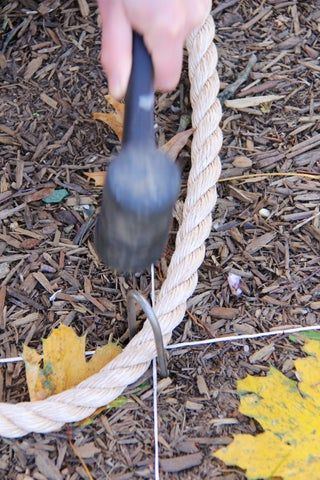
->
[97,0,211,99]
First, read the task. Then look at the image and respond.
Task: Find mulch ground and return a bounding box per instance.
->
[0,0,320,478]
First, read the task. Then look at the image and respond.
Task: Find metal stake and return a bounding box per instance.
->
[127,290,168,377]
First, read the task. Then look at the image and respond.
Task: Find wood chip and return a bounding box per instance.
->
[210,418,239,426]
[0,263,10,280]
[0,286,6,327]
[160,453,203,473]
[77,0,89,17]
[245,232,276,254]
[240,6,272,30]
[82,292,106,312]
[249,344,275,363]
[225,95,284,110]
[0,234,21,249]
[197,375,210,398]
[20,238,41,249]
[185,400,203,411]
[24,56,44,80]
[210,306,239,320]
[12,313,41,327]
[76,442,100,458]
[40,92,58,109]
[33,272,54,294]
[0,203,26,220]
[35,452,62,480]
[232,155,252,168]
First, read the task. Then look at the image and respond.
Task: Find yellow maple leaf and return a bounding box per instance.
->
[214,339,320,479]
[23,324,122,401]
[92,94,124,140]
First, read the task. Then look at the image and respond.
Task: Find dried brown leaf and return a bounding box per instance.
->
[84,171,105,187]
[92,112,123,140]
[161,128,194,160]
[92,95,124,140]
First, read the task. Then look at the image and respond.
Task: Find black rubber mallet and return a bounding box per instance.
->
[94,33,181,273]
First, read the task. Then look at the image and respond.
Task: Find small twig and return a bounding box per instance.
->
[219,54,257,104]
[68,440,94,480]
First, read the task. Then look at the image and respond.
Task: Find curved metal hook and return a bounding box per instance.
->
[127,290,168,377]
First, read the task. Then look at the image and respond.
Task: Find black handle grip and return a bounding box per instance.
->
[123,32,155,146]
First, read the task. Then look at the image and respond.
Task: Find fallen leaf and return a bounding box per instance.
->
[84,171,106,187]
[297,330,320,341]
[23,324,122,401]
[214,339,320,479]
[225,95,284,110]
[104,94,125,116]
[161,128,194,160]
[42,188,69,204]
[92,94,124,140]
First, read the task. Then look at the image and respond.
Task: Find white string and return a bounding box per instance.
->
[1,324,320,365]
[166,324,320,350]
[150,263,160,480]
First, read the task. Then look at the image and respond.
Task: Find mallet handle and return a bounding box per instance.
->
[123,32,155,147]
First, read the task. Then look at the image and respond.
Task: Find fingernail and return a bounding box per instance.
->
[109,75,126,100]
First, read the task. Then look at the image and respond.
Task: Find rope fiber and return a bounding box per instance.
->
[0,12,222,438]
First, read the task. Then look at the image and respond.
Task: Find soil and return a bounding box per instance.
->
[0,0,319,479]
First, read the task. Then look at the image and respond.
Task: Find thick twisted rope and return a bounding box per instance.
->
[0,13,222,438]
